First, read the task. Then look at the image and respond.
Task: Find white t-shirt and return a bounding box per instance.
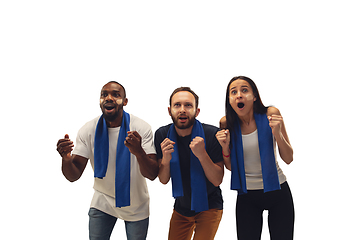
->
[73,114,156,221]
[242,130,287,190]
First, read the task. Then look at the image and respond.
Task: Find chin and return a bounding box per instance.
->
[175,119,195,129]
[103,112,119,122]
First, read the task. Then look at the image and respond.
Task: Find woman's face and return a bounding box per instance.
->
[228,79,257,117]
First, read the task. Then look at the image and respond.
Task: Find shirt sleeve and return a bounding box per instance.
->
[205,125,223,164]
[131,116,156,155]
[154,126,169,160]
[72,124,92,159]
[140,125,156,155]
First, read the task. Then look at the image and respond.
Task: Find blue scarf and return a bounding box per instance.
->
[94,111,131,208]
[230,113,280,195]
[167,119,209,213]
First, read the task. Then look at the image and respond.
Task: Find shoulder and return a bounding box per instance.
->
[154,124,172,145]
[266,106,281,116]
[78,116,101,133]
[219,116,227,129]
[202,123,220,143]
[129,114,150,128]
[155,124,172,137]
[202,123,220,134]
[129,114,154,139]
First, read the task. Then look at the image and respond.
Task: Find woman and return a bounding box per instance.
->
[216,76,294,240]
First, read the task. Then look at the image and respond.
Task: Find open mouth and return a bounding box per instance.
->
[178,116,188,122]
[104,104,116,112]
[237,102,245,109]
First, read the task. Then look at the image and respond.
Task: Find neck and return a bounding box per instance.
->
[106,112,123,128]
[175,125,194,137]
[238,109,254,126]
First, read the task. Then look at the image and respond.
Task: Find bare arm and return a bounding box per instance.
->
[216,116,232,170]
[62,155,89,182]
[125,131,159,180]
[267,107,293,164]
[57,134,89,182]
[157,138,174,184]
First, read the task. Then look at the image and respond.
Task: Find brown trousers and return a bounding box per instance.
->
[168,209,223,240]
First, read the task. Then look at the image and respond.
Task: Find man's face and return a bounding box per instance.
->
[168,91,199,130]
[99,82,128,122]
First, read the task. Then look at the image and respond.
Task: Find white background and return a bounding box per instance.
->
[1,1,359,239]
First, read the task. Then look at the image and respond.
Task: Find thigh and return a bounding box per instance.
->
[124,217,149,240]
[193,209,223,240]
[168,210,196,240]
[267,182,295,240]
[236,193,264,240]
[88,208,117,240]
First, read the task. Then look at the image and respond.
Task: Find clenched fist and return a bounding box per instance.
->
[56,134,74,161]
[268,115,283,136]
[160,138,175,165]
[216,129,230,150]
[189,136,206,158]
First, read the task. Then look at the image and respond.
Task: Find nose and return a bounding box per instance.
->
[236,91,243,99]
[179,105,186,112]
[105,94,114,102]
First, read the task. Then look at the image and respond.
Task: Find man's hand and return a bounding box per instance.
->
[189,136,207,158]
[160,138,175,165]
[124,131,143,155]
[57,134,74,161]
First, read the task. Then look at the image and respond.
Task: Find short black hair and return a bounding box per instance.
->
[105,81,126,98]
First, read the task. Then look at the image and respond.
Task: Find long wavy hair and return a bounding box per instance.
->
[225,76,268,133]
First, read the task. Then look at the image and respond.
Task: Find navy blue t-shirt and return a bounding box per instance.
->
[154,123,223,217]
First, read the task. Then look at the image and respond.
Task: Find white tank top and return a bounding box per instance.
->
[242,130,286,190]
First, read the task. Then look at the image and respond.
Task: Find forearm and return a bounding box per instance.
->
[158,160,171,184]
[274,132,293,164]
[134,151,159,181]
[198,154,224,187]
[221,147,232,170]
[61,157,83,182]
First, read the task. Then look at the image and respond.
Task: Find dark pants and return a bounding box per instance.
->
[236,182,294,240]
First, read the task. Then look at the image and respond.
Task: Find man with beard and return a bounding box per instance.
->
[154,87,224,240]
[56,81,158,240]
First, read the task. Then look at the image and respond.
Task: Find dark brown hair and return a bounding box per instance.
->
[225,76,268,132]
[169,87,199,109]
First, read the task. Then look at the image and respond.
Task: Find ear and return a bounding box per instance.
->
[168,107,172,116]
[123,98,128,106]
[195,108,200,117]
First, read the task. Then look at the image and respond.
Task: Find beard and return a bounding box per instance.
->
[101,102,123,122]
[103,110,120,122]
[171,113,196,130]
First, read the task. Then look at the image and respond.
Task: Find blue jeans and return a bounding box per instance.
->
[88,208,149,240]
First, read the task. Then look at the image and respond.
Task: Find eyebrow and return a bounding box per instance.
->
[101,90,121,93]
[230,85,249,90]
[173,101,193,105]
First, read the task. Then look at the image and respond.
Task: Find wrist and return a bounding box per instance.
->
[222,149,230,158]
